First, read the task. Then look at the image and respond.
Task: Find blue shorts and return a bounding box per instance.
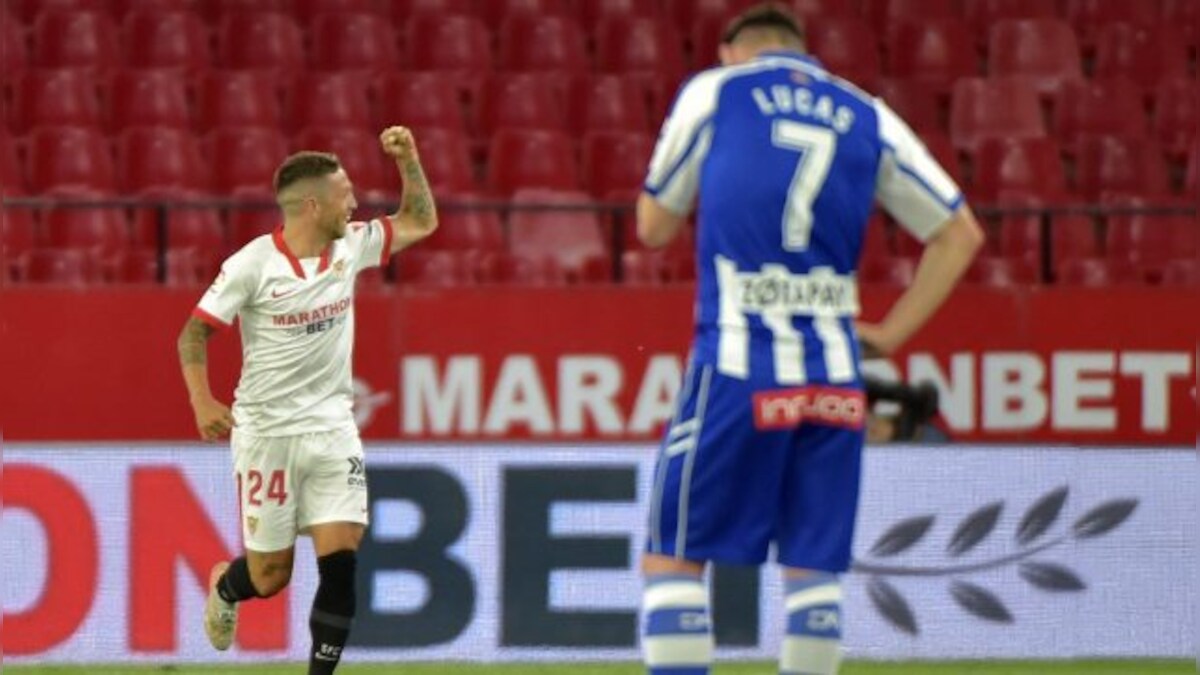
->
[645,363,866,572]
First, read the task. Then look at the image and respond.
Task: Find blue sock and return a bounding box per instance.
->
[641,573,712,675]
[780,573,842,675]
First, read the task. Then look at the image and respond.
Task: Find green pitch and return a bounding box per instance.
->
[5,661,1193,675]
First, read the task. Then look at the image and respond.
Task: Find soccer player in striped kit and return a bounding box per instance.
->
[636,5,984,674]
[177,126,436,674]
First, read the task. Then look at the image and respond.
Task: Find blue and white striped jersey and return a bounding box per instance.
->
[644,51,964,387]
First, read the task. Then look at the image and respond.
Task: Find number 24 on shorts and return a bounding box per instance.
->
[238,469,288,506]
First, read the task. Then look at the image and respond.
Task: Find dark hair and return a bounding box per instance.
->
[721,3,805,45]
[273,151,341,194]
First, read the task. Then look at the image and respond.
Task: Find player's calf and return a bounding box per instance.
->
[641,573,713,675]
[780,572,842,675]
[309,550,357,675]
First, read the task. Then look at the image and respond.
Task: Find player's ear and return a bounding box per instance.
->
[718,43,735,66]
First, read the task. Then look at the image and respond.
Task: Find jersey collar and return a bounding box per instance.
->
[272,226,333,279]
[757,50,824,70]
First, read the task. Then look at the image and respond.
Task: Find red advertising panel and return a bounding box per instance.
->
[1,286,1194,444]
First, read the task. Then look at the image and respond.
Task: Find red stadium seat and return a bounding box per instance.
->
[130,189,227,252]
[971,138,1066,203]
[295,0,384,15]
[7,0,110,23]
[578,0,658,25]
[122,10,211,73]
[111,0,193,15]
[582,131,654,197]
[498,14,588,72]
[10,69,104,134]
[966,256,1039,287]
[387,0,474,23]
[206,128,289,194]
[1,11,28,72]
[1065,0,1162,49]
[406,14,492,73]
[477,74,565,137]
[859,256,917,285]
[394,250,473,286]
[994,194,1100,260]
[1052,78,1147,152]
[859,214,892,264]
[118,128,209,193]
[1104,197,1197,265]
[806,17,882,91]
[487,130,580,196]
[108,70,191,131]
[106,249,161,284]
[376,73,467,132]
[567,74,649,135]
[689,13,730,71]
[27,127,116,193]
[1,204,38,259]
[865,0,960,47]
[1161,260,1200,286]
[482,0,571,26]
[620,247,696,284]
[284,73,372,133]
[987,20,1083,96]
[408,128,477,192]
[199,0,291,22]
[792,0,859,19]
[886,19,977,96]
[0,133,25,193]
[422,193,505,251]
[41,190,129,254]
[920,131,964,185]
[595,17,685,82]
[195,71,282,132]
[509,189,610,281]
[666,0,742,27]
[217,12,303,73]
[949,77,1045,153]
[1074,136,1170,200]
[293,127,391,200]
[962,0,1056,46]
[32,10,118,71]
[1152,79,1198,160]
[1094,23,1188,89]
[165,247,222,286]
[227,190,280,248]
[308,12,400,74]
[1188,140,1200,195]
[19,248,100,285]
[1162,0,1199,51]
[878,79,941,134]
[1056,256,1134,286]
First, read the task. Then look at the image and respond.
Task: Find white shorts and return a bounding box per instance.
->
[230,426,369,552]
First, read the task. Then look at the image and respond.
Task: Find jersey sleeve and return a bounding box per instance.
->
[193,255,254,329]
[873,99,965,242]
[643,71,723,215]
[344,216,394,272]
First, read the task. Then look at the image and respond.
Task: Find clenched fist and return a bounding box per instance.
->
[380,126,418,161]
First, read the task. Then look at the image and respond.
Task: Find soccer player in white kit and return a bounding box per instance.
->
[176,127,436,674]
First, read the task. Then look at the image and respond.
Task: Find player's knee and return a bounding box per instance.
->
[250,559,293,598]
[315,549,357,617]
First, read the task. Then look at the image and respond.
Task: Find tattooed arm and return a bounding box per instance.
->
[379,126,439,253]
[178,316,235,441]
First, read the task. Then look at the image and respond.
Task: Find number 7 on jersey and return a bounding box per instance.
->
[772,119,836,251]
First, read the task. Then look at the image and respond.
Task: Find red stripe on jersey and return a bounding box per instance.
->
[379,216,394,266]
[272,226,306,279]
[191,307,231,330]
[317,241,332,274]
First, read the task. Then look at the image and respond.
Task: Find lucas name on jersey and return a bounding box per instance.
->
[749,84,856,135]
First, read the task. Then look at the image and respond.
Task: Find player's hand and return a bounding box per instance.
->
[192,395,235,442]
[855,321,900,358]
[379,126,418,162]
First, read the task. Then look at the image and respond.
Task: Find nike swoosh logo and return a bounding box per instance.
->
[271,288,295,299]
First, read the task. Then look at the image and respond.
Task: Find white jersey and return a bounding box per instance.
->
[193,218,393,436]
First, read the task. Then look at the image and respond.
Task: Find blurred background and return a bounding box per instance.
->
[1,0,1196,671]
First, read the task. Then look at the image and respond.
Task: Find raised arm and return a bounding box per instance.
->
[177,316,235,441]
[379,126,438,254]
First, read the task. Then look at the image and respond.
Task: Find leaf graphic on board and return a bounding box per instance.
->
[1073,500,1137,538]
[947,501,1003,556]
[869,515,935,557]
[1019,562,1086,592]
[950,581,1013,623]
[1016,486,1069,545]
[867,577,919,635]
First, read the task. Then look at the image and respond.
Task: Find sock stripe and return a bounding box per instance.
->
[644,581,707,612]
[311,609,353,630]
[645,607,710,636]
[785,584,842,612]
